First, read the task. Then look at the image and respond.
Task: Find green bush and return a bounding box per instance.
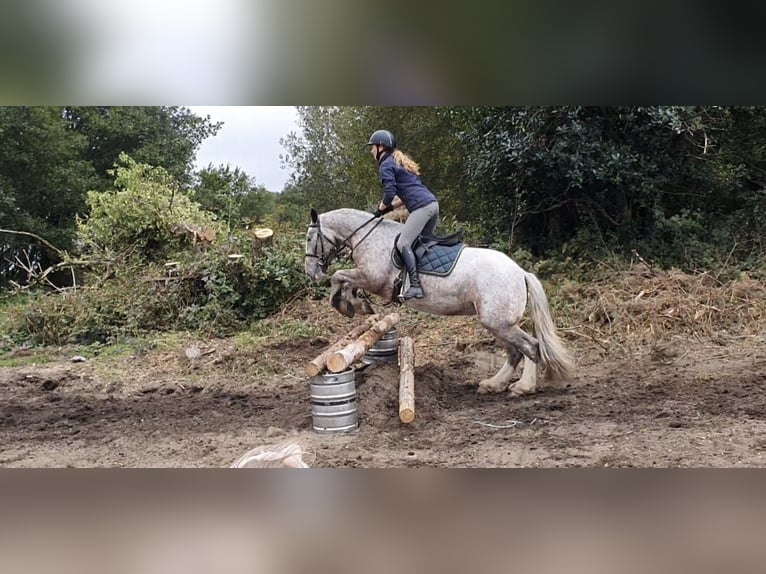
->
[2,231,310,346]
[77,153,220,261]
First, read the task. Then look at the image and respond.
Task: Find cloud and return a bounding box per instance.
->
[188,106,299,192]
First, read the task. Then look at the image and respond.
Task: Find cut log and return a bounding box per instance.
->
[327,313,400,373]
[398,336,415,423]
[199,227,217,243]
[305,314,381,377]
[175,223,217,252]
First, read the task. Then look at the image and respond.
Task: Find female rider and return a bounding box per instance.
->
[367,129,439,300]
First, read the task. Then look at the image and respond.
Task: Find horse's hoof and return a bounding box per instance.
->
[337,300,355,318]
[509,383,536,397]
[477,380,509,394]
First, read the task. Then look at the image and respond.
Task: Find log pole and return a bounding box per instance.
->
[398,336,415,424]
[326,313,400,373]
[305,315,380,377]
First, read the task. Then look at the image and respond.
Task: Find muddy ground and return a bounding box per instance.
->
[1,299,765,468]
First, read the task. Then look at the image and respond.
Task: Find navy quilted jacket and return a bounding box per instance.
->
[378,152,437,212]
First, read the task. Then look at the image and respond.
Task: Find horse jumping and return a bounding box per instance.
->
[304,208,575,396]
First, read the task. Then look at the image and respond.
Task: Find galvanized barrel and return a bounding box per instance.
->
[363,328,399,364]
[310,368,358,433]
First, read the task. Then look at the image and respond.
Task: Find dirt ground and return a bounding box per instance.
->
[1,297,765,468]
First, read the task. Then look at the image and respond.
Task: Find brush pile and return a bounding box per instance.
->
[563,268,766,345]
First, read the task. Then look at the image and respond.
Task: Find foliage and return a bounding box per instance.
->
[2,231,309,346]
[76,154,220,261]
[0,106,99,282]
[4,105,766,350]
[63,106,222,188]
[280,106,766,272]
[192,164,276,231]
[0,106,221,286]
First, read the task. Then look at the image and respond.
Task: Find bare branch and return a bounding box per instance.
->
[0,228,67,259]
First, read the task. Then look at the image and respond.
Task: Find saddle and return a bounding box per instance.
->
[391,230,466,278]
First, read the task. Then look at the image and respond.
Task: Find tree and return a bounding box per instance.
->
[0,106,222,286]
[63,106,222,189]
[192,164,276,230]
[0,106,98,284]
[460,107,694,252]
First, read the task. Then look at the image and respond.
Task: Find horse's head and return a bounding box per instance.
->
[304,208,342,283]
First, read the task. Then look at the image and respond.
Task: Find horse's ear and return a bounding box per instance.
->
[310,208,318,224]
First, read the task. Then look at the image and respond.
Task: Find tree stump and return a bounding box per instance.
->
[252,228,274,256]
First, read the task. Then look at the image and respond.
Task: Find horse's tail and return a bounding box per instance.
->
[524,272,576,381]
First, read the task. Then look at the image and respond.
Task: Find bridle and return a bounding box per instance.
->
[306,214,383,273]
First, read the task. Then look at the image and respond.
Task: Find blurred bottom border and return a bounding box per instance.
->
[1,469,764,574]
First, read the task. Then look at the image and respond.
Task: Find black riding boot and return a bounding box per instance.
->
[400,246,424,300]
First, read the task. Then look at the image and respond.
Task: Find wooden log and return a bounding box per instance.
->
[305,315,381,377]
[178,224,217,251]
[398,336,415,423]
[327,313,400,373]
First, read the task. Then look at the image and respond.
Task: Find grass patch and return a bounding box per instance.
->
[240,318,329,347]
[0,352,57,368]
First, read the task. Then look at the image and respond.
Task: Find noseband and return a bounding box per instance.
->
[306,215,381,272]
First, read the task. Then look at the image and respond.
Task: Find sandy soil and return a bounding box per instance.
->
[1,299,764,468]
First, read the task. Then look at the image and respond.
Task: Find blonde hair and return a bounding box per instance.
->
[392,149,421,175]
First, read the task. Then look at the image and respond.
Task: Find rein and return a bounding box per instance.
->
[306,214,383,272]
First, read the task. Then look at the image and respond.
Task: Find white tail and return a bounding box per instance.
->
[525,272,576,381]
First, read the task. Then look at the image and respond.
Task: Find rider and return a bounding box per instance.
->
[368,129,439,300]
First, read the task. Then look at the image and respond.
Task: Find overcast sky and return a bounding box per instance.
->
[187,106,300,192]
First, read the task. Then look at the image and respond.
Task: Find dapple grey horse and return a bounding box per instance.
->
[304,208,575,395]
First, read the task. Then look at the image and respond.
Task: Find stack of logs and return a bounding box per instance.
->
[305,312,415,424]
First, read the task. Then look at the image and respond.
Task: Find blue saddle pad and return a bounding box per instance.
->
[391,241,466,276]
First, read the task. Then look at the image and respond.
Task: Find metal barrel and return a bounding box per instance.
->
[310,368,358,433]
[363,328,399,364]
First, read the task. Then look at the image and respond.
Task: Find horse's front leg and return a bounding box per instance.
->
[330,269,375,318]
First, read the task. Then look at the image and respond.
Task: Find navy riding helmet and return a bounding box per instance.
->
[366,129,396,150]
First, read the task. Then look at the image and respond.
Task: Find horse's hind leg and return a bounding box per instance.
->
[479,321,541,396]
[477,345,523,394]
[510,356,537,396]
[503,325,539,396]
